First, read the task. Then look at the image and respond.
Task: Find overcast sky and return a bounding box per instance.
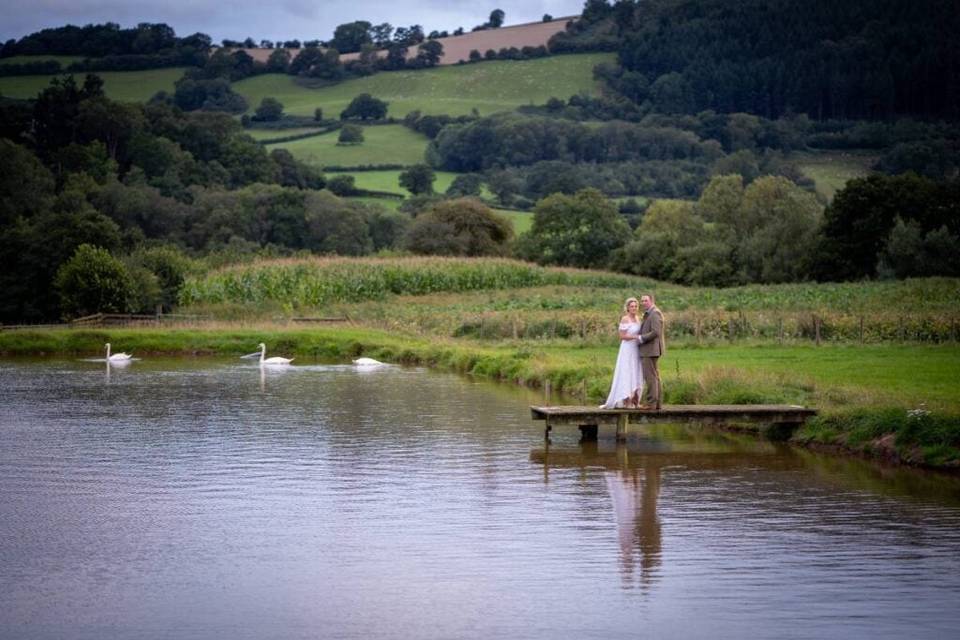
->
[0,1,586,44]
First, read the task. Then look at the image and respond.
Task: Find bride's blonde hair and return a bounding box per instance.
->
[623,297,639,314]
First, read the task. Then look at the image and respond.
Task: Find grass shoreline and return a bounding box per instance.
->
[3,326,958,470]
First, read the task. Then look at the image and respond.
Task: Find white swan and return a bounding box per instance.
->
[254,343,294,365]
[352,357,384,366]
[105,343,132,362]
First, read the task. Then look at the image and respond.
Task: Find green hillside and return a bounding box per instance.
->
[0,55,85,66]
[266,124,430,167]
[233,53,614,118]
[0,67,187,101]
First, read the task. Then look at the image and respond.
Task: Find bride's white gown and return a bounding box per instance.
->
[603,321,643,408]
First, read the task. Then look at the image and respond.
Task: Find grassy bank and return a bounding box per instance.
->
[2,326,957,468]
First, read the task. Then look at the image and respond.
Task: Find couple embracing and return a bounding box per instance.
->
[602,294,664,410]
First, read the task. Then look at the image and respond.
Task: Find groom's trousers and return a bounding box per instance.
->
[640,356,662,409]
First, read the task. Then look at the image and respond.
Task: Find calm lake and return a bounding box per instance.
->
[1,358,959,639]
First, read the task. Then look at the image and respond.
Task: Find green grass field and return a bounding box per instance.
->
[795,150,879,201]
[233,53,614,118]
[0,67,187,102]
[267,125,431,167]
[493,209,533,235]
[347,196,403,211]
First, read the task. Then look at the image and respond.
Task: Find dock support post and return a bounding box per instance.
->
[616,413,629,442]
[578,424,598,442]
[762,421,799,441]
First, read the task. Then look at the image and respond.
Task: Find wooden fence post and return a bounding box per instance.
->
[778,317,784,345]
[545,379,552,405]
[728,317,735,341]
[815,315,822,346]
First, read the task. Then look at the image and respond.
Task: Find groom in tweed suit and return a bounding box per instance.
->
[637,294,664,410]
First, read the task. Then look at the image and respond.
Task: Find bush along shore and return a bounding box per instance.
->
[2,326,958,470]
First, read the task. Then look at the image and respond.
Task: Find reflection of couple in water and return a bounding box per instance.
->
[602,294,664,410]
[605,465,662,589]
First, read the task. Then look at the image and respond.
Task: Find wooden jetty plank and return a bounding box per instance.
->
[530,404,817,442]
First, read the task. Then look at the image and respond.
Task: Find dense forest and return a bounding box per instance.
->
[554,0,960,121]
[0,1,958,324]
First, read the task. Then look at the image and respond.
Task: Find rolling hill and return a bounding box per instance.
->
[233,53,613,118]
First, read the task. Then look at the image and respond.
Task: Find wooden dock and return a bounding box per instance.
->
[531,404,817,441]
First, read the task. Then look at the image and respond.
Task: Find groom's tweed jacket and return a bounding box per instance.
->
[638,307,664,357]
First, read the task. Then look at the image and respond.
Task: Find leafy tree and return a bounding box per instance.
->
[289,47,343,79]
[398,164,436,195]
[489,10,506,28]
[338,123,364,144]
[414,40,444,67]
[54,244,133,319]
[303,190,372,255]
[269,149,325,189]
[383,43,408,70]
[0,140,56,226]
[330,21,373,54]
[446,173,483,197]
[515,188,630,268]
[253,97,284,121]
[266,48,291,73]
[878,218,960,278]
[365,207,411,251]
[326,174,358,196]
[371,23,393,47]
[124,245,195,311]
[469,49,482,62]
[340,93,388,120]
[314,107,324,122]
[814,173,950,281]
[405,198,512,256]
[738,176,822,282]
[32,74,104,155]
[51,142,117,184]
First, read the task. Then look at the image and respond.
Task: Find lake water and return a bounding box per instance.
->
[1,358,959,640]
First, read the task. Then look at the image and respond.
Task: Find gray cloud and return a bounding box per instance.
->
[0,0,583,44]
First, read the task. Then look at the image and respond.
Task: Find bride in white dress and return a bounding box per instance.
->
[602,297,644,409]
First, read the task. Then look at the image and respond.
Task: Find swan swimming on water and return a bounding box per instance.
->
[352,357,384,366]
[105,343,132,362]
[243,343,294,365]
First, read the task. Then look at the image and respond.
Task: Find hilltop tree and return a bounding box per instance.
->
[266,48,291,72]
[371,23,393,47]
[331,21,373,54]
[414,40,444,68]
[489,10,506,28]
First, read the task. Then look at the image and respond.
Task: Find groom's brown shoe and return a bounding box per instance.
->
[635,403,653,410]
